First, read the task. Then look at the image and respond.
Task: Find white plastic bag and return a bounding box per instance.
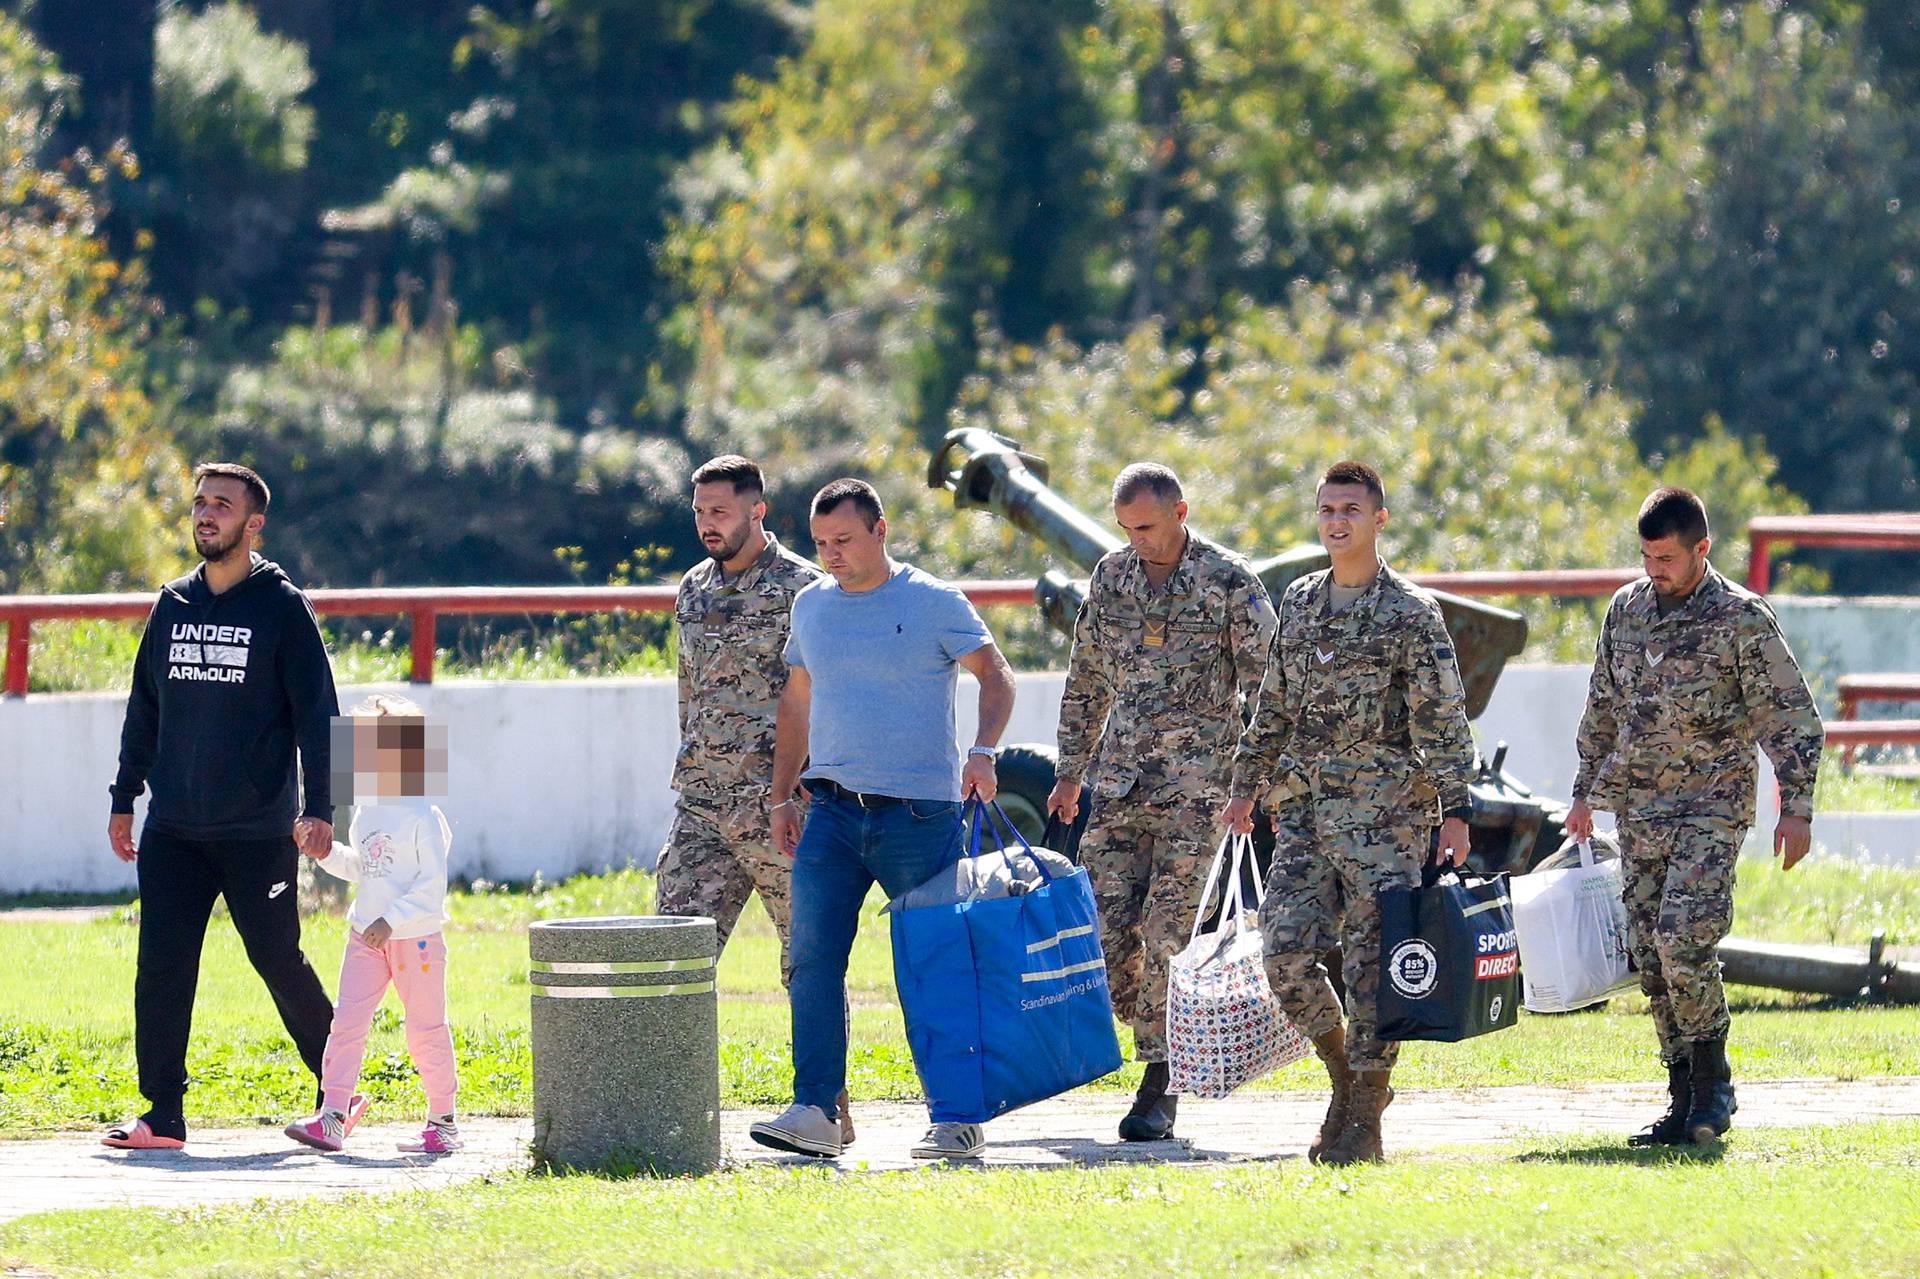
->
[1166,832,1310,1099]
[1510,840,1634,1013]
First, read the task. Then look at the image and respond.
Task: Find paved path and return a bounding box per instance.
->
[5,1077,1917,1223]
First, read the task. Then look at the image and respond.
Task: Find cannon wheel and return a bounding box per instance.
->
[995,744,1063,845]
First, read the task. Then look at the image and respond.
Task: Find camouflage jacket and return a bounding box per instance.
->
[673,535,824,802]
[1056,530,1277,805]
[1230,563,1476,831]
[1573,563,1823,823]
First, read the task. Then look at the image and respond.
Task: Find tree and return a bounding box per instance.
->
[1591,4,1920,556]
[913,277,1804,658]
[0,16,183,595]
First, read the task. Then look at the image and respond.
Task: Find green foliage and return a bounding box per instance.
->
[306,0,799,423]
[146,3,316,306]
[664,0,971,504]
[1079,0,1655,334]
[1591,4,1920,570]
[153,3,315,177]
[198,322,688,587]
[0,15,183,594]
[11,0,1920,609]
[910,279,1804,659]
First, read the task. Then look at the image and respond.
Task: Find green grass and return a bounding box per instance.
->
[23,618,676,693]
[4,1122,1919,1277]
[4,862,1919,1135]
[1815,756,1920,813]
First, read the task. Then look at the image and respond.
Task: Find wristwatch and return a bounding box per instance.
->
[1442,804,1473,823]
[966,745,1000,761]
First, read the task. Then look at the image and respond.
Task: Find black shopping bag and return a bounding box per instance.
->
[1377,864,1521,1042]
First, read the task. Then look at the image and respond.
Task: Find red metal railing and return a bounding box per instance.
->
[1836,675,1920,723]
[1747,514,1920,592]
[0,571,1630,697]
[1407,568,1636,597]
[0,557,1893,696]
[0,581,1043,696]
[1823,721,1920,749]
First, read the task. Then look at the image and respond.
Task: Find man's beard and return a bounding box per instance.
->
[195,526,245,563]
[1653,559,1705,598]
[704,525,752,564]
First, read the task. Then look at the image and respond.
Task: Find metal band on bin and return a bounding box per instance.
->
[532,980,716,1000]
[529,957,711,975]
[528,916,716,999]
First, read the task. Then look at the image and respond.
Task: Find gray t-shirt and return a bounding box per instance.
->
[786,562,994,801]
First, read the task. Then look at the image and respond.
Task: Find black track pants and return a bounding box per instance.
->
[133,829,334,1113]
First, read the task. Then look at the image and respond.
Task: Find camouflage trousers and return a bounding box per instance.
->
[1619,817,1744,1056]
[1259,805,1425,1072]
[1077,787,1224,1062]
[656,794,794,985]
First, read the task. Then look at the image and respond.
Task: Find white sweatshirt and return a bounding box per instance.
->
[317,797,452,939]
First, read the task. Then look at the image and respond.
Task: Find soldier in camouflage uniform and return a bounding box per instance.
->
[1047,462,1277,1142]
[660,455,823,981]
[1567,487,1822,1147]
[1224,460,1476,1166]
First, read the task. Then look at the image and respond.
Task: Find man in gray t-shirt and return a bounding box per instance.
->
[748,479,1017,1162]
[786,559,997,802]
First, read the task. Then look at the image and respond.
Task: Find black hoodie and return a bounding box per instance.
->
[110,555,340,840]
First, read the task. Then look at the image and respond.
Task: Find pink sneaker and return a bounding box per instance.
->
[343,1094,371,1135]
[398,1122,463,1154]
[284,1109,345,1152]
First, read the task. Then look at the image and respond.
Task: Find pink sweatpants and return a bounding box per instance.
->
[320,930,458,1114]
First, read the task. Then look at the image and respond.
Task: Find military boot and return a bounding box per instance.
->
[1684,1036,1737,1144]
[1627,1055,1691,1147]
[1307,1026,1353,1165]
[1118,1061,1179,1141]
[1320,1070,1393,1166]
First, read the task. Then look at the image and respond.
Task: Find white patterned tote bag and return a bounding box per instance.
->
[1166,832,1309,1099]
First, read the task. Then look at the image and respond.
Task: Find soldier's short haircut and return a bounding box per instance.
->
[1637,486,1710,545]
[193,461,271,514]
[812,477,884,530]
[1319,459,1386,508]
[1112,463,1183,507]
[691,454,765,498]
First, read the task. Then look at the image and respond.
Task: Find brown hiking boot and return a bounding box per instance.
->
[1307,1027,1353,1165]
[1320,1071,1393,1166]
[837,1089,855,1147]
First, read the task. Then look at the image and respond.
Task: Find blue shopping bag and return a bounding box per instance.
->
[888,800,1123,1124]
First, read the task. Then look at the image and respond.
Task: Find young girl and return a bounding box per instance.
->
[286,694,462,1154]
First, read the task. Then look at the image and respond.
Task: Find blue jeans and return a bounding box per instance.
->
[789,786,964,1115]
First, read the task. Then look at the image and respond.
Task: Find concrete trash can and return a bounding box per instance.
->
[530,915,721,1175]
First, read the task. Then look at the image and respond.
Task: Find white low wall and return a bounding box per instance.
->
[0,673,1066,895]
[5,663,1915,894]
[1774,596,1920,710]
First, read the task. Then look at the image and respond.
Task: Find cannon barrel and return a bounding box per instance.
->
[932,426,1529,719]
[1719,933,1920,1003]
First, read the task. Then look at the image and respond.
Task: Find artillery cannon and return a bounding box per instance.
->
[928,426,1566,875]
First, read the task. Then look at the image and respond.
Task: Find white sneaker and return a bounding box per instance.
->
[910,1121,985,1160]
[749,1104,843,1158]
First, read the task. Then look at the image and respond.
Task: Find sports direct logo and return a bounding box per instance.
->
[1388,939,1438,999]
[1474,926,1518,979]
[1474,950,1519,979]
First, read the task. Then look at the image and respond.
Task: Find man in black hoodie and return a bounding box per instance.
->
[102,462,341,1149]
